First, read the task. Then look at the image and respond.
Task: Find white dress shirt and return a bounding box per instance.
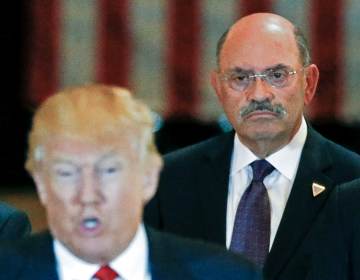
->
[226,117,307,250]
[54,224,151,280]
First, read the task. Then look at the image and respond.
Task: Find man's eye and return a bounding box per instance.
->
[233,73,249,82]
[269,69,287,80]
[55,169,76,178]
[99,165,122,176]
[104,167,119,174]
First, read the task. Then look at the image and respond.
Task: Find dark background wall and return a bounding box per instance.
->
[1,2,32,186]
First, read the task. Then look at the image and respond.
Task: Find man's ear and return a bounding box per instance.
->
[142,154,162,204]
[304,64,320,105]
[33,171,48,206]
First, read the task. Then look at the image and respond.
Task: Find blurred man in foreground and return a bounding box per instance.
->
[0,84,261,280]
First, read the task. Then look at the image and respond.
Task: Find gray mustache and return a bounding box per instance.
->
[240,100,287,118]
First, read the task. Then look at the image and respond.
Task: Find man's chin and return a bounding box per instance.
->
[239,123,283,140]
[250,131,281,142]
[72,244,115,264]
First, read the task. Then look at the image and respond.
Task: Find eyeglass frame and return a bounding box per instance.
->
[218,64,308,92]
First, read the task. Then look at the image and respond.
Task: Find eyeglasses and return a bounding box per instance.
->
[219,66,306,92]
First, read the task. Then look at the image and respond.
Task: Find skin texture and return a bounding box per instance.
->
[33,134,161,264]
[211,13,319,157]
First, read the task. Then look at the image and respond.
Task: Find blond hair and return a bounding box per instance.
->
[26,84,161,173]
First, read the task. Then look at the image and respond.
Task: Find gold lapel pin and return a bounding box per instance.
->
[312,182,326,197]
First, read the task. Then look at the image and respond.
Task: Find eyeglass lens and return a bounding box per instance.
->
[223,66,298,92]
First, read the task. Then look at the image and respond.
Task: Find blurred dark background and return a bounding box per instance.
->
[2,2,33,186]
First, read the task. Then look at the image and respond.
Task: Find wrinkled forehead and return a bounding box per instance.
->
[220,17,300,70]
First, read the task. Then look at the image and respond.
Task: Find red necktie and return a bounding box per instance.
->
[92,265,119,280]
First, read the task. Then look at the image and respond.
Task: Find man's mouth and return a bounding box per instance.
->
[83,217,100,230]
[79,217,102,236]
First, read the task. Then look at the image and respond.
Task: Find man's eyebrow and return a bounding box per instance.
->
[228,67,253,74]
[225,64,291,75]
[97,151,121,162]
[51,158,76,165]
[96,151,123,165]
[264,63,290,71]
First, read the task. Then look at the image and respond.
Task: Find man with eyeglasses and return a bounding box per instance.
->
[144,13,360,279]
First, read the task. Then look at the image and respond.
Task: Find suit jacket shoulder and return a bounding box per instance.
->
[162,131,234,170]
[144,132,234,244]
[306,127,360,176]
[0,231,58,280]
[147,227,262,280]
[0,202,32,240]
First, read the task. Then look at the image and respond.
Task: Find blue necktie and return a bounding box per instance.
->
[230,159,274,267]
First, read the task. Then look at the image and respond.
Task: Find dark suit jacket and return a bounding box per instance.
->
[144,127,360,280]
[0,227,262,280]
[307,178,360,280]
[0,202,31,239]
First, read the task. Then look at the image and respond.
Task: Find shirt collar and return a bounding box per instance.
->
[111,223,149,280]
[267,117,307,180]
[54,223,150,280]
[230,135,257,176]
[231,116,307,181]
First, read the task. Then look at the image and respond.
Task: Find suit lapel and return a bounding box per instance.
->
[264,128,336,279]
[196,132,234,245]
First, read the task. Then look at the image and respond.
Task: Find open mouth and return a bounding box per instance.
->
[83,218,100,229]
[80,217,102,236]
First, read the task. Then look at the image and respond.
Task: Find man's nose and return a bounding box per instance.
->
[78,171,102,204]
[246,75,274,101]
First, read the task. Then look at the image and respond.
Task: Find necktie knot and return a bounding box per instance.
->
[250,159,274,182]
[92,265,119,280]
